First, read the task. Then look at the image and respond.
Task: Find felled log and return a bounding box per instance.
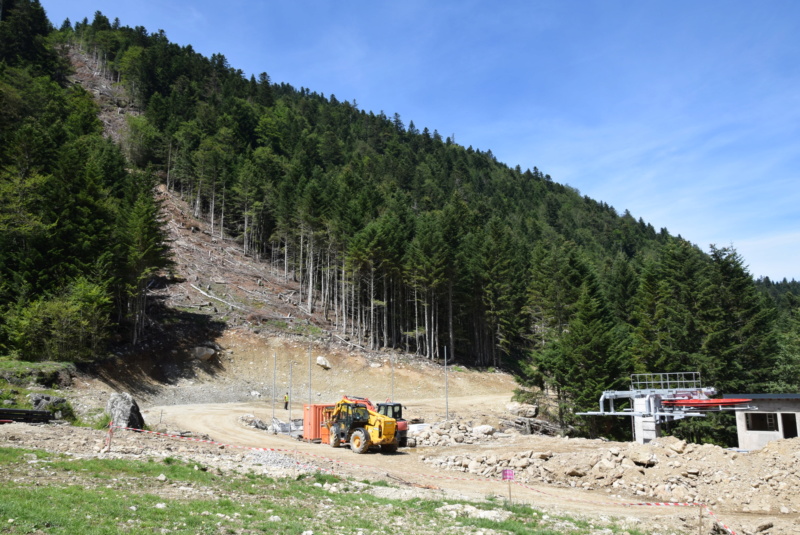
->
[500,416,569,436]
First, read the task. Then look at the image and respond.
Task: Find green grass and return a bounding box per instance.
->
[0,360,75,387]
[0,377,80,423]
[262,319,324,337]
[292,323,324,336]
[0,447,51,464]
[0,446,655,534]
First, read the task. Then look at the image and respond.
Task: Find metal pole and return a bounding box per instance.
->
[391,352,395,401]
[445,346,449,421]
[289,362,294,427]
[271,352,276,433]
[308,342,312,404]
[698,503,702,535]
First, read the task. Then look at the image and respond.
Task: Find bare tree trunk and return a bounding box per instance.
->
[210,178,216,236]
[284,237,289,281]
[357,280,363,343]
[193,178,203,218]
[349,269,355,338]
[166,141,173,191]
[306,233,314,313]
[382,273,389,348]
[369,265,375,350]
[340,264,346,334]
[322,247,329,321]
[448,280,454,362]
[404,285,410,354]
[434,297,439,360]
[243,208,249,256]
[219,182,226,240]
[414,286,420,356]
[298,228,304,304]
[424,297,430,359]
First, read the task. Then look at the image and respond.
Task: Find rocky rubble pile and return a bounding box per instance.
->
[410,419,508,447]
[0,421,310,479]
[422,435,800,517]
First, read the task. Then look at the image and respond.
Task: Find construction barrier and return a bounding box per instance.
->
[106,423,738,535]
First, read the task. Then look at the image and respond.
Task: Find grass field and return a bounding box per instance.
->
[0,446,649,535]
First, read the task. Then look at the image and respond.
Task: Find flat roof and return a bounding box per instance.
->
[724,393,800,400]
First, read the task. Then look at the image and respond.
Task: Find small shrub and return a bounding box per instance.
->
[48,398,77,422]
[512,387,538,405]
[303,472,340,485]
[92,412,112,430]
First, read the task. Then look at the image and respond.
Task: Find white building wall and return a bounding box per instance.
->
[734,398,800,451]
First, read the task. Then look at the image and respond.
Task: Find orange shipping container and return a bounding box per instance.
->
[303,404,334,442]
[320,406,335,444]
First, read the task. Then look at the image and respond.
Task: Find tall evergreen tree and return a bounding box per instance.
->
[698,246,777,392]
[118,175,172,345]
[560,275,631,436]
[480,217,524,366]
[628,240,705,373]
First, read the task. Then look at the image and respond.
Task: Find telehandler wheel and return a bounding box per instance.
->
[329,427,341,448]
[349,428,370,454]
[381,440,398,453]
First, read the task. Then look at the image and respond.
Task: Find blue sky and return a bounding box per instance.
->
[40,1,800,280]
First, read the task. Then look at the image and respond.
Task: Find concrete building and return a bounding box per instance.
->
[724,393,800,450]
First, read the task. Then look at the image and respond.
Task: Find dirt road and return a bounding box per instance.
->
[148,397,708,534]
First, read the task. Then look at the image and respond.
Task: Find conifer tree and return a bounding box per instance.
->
[480,217,525,366]
[698,246,777,392]
[118,176,172,345]
[768,293,800,393]
[560,275,631,436]
[628,240,705,373]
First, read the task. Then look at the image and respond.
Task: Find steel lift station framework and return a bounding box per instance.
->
[578,372,755,443]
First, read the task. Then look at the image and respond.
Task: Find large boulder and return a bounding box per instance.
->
[472,424,495,437]
[629,448,658,467]
[566,465,587,477]
[107,392,145,430]
[192,346,216,361]
[506,402,539,418]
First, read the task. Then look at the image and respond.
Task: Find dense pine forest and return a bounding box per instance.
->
[2,1,800,442]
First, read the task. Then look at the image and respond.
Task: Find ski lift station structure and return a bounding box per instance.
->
[578,372,754,444]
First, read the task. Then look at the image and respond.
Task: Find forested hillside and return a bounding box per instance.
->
[2,1,800,442]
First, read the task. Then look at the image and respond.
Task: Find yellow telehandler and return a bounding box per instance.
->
[324,397,398,453]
